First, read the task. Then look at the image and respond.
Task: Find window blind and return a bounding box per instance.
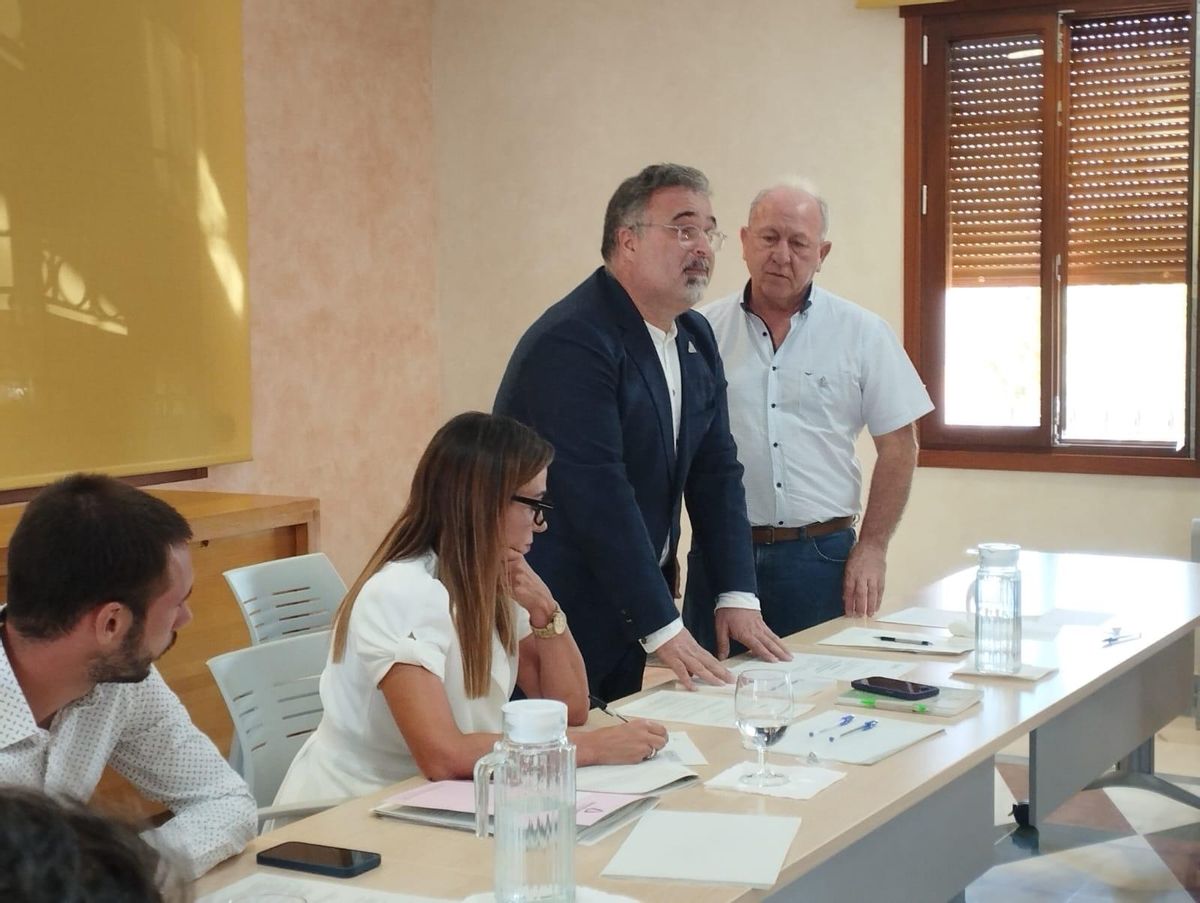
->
[1066,12,1192,284]
[947,34,1045,288]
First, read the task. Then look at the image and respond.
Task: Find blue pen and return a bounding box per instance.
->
[830,719,878,742]
[810,714,854,737]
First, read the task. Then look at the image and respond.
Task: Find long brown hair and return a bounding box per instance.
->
[331,412,553,698]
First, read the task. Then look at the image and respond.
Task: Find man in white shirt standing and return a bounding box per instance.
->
[0,473,256,880]
[683,181,933,649]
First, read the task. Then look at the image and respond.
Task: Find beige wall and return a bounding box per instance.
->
[433,0,1199,599]
[173,0,441,582]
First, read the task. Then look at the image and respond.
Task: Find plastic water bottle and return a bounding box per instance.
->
[474,699,576,903]
[969,543,1022,674]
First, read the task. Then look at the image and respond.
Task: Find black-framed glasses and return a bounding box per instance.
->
[511,495,553,526]
[634,222,727,251]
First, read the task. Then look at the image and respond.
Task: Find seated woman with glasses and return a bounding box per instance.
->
[275,412,666,802]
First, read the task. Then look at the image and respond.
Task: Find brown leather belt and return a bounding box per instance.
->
[751,516,856,545]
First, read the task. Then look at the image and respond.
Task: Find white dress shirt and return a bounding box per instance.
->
[0,626,257,880]
[640,321,759,653]
[700,286,934,527]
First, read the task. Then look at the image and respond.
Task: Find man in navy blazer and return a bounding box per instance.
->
[495,164,790,702]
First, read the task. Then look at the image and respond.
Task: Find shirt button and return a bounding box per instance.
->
[776,482,782,488]
[761,331,768,337]
[773,442,779,448]
[772,366,778,372]
[778,521,784,525]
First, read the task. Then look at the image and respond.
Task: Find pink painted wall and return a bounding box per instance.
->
[172,0,440,582]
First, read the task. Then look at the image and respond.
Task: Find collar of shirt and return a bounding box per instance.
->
[740,279,815,320]
[0,625,43,750]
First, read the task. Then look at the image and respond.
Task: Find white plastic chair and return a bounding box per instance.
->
[223,552,347,645]
[207,630,346,827]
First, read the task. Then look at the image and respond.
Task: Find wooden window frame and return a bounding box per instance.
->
[903,0,1199,476]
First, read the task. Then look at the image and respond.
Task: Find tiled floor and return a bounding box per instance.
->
[969,716,1200,901]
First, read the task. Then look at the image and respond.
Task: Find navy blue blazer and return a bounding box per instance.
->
[494,267,756,681]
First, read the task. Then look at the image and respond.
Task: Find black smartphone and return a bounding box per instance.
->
[256,840,381,879]
[850,676,940,701]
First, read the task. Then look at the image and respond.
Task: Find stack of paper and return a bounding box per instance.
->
[373,781,657,845]
[576,756,698,795]
[773,710,944,765]
[729,652,916,682]
[817,626,973,656]
[612,689,814,728]
[601,810,801,887]
[199,874,450,902]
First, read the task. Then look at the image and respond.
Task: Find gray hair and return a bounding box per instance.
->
[601,163,710,262]
[748,178,830,240]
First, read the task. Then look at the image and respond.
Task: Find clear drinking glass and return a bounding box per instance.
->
[734,670,794,787]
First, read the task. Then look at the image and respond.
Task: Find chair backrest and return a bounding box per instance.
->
[206,631,330,808]
[223,552,347,644]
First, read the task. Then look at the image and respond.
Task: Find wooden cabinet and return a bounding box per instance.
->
[0,489,320,817]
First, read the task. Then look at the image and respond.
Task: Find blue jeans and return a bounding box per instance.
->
[682,528,855,654]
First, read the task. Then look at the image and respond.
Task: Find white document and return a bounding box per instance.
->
[773,710,944,765]
[198,873,450,902]
[613,690,814,729]
[952,661,1058,681]
[662,730,707,765]
[696,675,832,699]
[818,626,973,656]
[601,810,801,888]
[705,761,845,800]
[877,607,961,630]
[728,652,916,682]
[575,757,698,795]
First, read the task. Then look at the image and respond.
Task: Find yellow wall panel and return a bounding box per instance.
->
[0,0,250,489]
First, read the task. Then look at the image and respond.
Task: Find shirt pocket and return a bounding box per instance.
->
[781,368,858,430]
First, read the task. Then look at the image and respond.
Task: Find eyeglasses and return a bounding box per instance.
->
[635,222,726,252]
[511,495,553,526]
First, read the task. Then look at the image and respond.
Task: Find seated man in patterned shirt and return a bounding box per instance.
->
[0,473,256,880]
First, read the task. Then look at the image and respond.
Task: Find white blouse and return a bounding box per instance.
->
[274,552,530,803]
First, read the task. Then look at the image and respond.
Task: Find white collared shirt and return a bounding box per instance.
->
[0,625,256,880]
[639,321,760,653]
[700,285,934,527]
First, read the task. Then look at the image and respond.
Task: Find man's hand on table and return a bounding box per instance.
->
[655,629,733,690]
[714,608,793,662]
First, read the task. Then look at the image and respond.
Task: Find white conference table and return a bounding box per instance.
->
[196,551,1200,903]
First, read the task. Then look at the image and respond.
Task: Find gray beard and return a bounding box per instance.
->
[683,276,708,307]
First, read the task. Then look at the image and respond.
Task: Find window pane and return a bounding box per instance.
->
[944,34,1044,427]
[945,286,1041,426]
[1061,283,1186,444]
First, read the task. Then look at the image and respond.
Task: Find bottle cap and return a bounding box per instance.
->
[978,542,1020,567]
[501,699,567,744]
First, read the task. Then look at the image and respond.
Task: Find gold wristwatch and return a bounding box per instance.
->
[531,606,567,638]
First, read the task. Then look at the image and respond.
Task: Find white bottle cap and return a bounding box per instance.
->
[501,699,567,744]
[978,542,1020,567]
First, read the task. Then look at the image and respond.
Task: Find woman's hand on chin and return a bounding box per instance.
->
[504,549,557,626]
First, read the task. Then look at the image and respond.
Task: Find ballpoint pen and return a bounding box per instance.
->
[875,635,933,647]
[588,694,629,722]
[1101,630,1141,647]
[831,719,878,741]
[809,713,855,737]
